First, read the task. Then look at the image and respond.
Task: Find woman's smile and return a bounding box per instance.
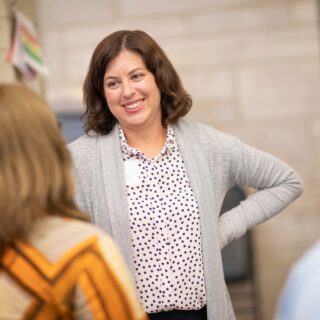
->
[103,49,162,132]
[123,99,144,112]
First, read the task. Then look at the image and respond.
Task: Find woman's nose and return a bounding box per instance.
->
[122,81,135,98]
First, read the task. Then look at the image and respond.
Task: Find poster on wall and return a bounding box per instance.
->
[6,11,49,80]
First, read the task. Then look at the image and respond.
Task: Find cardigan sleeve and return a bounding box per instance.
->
[218,137,304,249]
[68,136,95,220]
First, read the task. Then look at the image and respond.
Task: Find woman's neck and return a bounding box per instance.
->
[122,124,167,158]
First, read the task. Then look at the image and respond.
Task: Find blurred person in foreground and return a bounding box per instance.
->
[69,30,303,320]
[0,84,147,320]
[275,239,320,320]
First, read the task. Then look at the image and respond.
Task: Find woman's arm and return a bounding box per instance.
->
[218,138,303,249]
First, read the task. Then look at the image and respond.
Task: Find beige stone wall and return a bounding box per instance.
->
[0,0,16,83]
[36,1,320,319]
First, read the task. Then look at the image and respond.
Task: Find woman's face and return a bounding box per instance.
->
[103,49,162,132]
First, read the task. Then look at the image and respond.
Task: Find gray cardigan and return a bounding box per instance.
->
[68,119,303,320]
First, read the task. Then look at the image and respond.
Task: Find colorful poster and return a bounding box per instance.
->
[6,11,49,79]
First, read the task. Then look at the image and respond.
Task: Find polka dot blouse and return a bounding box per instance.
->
[119,125,206,313]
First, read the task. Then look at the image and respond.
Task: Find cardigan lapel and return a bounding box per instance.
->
[173,120,224,319]
[173,120,217,226]
[97,127,135,273]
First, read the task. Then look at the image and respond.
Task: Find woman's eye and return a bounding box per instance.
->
[106,81,119,89]
[132,73,144,81]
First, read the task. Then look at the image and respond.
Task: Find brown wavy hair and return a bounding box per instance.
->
[83,30,192,135]
[0,84,89,257]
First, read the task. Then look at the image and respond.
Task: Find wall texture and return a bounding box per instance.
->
[0,0,16,82]
[13,0,320,319]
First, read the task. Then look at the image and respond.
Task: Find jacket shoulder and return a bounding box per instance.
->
[177,120,238,152]
[67,134,97,164]
[68,134,96,154]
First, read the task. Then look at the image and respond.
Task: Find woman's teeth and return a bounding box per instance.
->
[125,101,143,109]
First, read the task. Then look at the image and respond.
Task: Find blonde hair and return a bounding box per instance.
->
[0,84,88,256]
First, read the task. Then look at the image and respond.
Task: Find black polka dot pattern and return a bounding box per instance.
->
[119,125,206,313]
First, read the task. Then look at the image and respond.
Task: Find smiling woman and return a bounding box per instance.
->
[82,30,191,137]
[68,30,303,320]
[103,49,164,155]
